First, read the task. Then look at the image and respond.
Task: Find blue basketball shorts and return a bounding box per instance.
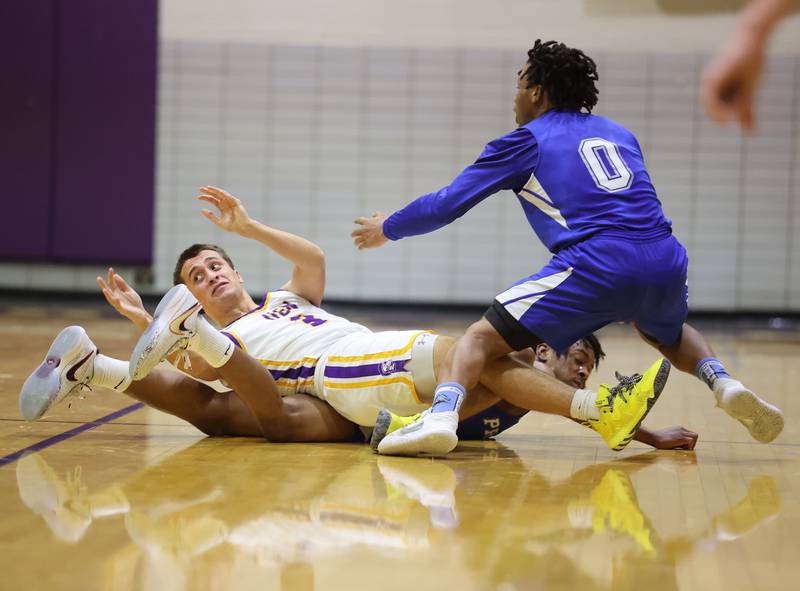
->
[485,232,689,352]
[457,404,524,440]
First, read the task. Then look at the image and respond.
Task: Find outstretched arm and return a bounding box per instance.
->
[198,186,326,306]
[634,425,699,450]
[352,128,537,249]
[96,267,151,331]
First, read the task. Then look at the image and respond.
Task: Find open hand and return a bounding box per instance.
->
[198,186,252,235]
[701,30,764,132]
[647,426,699,450]
[96,268,151,330]
[351,212,389,249]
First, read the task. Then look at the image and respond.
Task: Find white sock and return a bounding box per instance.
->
[712,377,745,405]
[570,389,600,421]
[92,355,131,392]
[187,316,236,368]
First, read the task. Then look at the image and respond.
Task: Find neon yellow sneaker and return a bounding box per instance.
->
[590,469,654,552]
[588,358,671,451]
[370,410,422,452]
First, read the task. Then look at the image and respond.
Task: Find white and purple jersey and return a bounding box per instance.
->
[219,292,432,425]
[383,110,672,253]
[220,290,371,397]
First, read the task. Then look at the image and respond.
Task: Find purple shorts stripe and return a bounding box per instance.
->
[268,364,317,382]
[0,403,145,468]
[324,359,408,380]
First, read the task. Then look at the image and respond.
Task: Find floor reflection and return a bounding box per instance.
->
[15,441,782,590]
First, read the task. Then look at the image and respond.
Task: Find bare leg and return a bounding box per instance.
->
[638,322,784,443]
[478,355,573,417]
[437,318,516,390]
[638,323,713,374]
[433,333,574,418]
[124,368,263,436]
[209,347,356,442]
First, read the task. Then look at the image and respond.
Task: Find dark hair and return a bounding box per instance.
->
[173,243,235,285]
[553,333,605,369]
[523,39,599,113]
[576,333,605,369]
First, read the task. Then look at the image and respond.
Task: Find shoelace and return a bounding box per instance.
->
[175,342,193,372]
[66,383,92,409]
[604,371,643,406]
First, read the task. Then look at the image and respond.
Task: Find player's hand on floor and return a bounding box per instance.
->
[197,186,252,235]
[649,426,699,450]
[352,212,388,249]
[96,268,151,330]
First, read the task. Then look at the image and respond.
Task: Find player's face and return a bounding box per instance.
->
[546,342,596,389]
[514,65,537,126]
[180,249,244,309]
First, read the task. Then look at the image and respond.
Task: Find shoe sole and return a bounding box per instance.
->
[724,389,784,443]
[19,326,86,421]
[611,359,671,451]
[377,428,458,456]
[370,409,391,452]
[130,285,199,380]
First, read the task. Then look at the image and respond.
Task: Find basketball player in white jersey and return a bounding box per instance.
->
[19,187,670,451]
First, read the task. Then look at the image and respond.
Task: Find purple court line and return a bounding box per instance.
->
[0,402,145,468]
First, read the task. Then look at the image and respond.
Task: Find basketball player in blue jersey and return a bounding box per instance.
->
[353,39,784,456]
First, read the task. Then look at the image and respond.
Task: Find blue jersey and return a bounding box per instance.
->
[383,110,672,252]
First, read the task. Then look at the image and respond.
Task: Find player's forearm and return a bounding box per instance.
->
[738,0,798,41]
[633,426,659,447]
[384,132,537,240]
[238,219,324,270]
[383,170,502,240]
[383,188,455,240]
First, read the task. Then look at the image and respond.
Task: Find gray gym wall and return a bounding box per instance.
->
[2,0,799,311]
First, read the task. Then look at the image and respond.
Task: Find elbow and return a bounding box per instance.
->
[314,247,326,268]
[430,202,459,227]
[305,245,325,272]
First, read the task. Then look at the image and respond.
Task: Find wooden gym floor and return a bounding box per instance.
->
[0,299,798,591]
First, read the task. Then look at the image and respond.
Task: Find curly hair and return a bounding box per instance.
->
[523,39,599,113]
[552,333,606,369]
[577,333,605,369]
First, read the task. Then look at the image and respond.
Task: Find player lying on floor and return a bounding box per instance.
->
[19,187,677,451]
[456,335,698,449]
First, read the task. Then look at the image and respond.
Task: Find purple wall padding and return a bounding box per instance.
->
[0,0,56,259]
[51,0,157,264]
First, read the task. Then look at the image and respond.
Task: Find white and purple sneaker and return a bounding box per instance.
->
[20,326,96,421]
[129,284,201,380]
[376,410,459,456]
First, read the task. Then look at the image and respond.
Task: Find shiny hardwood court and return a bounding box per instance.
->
[0,301,798,591]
